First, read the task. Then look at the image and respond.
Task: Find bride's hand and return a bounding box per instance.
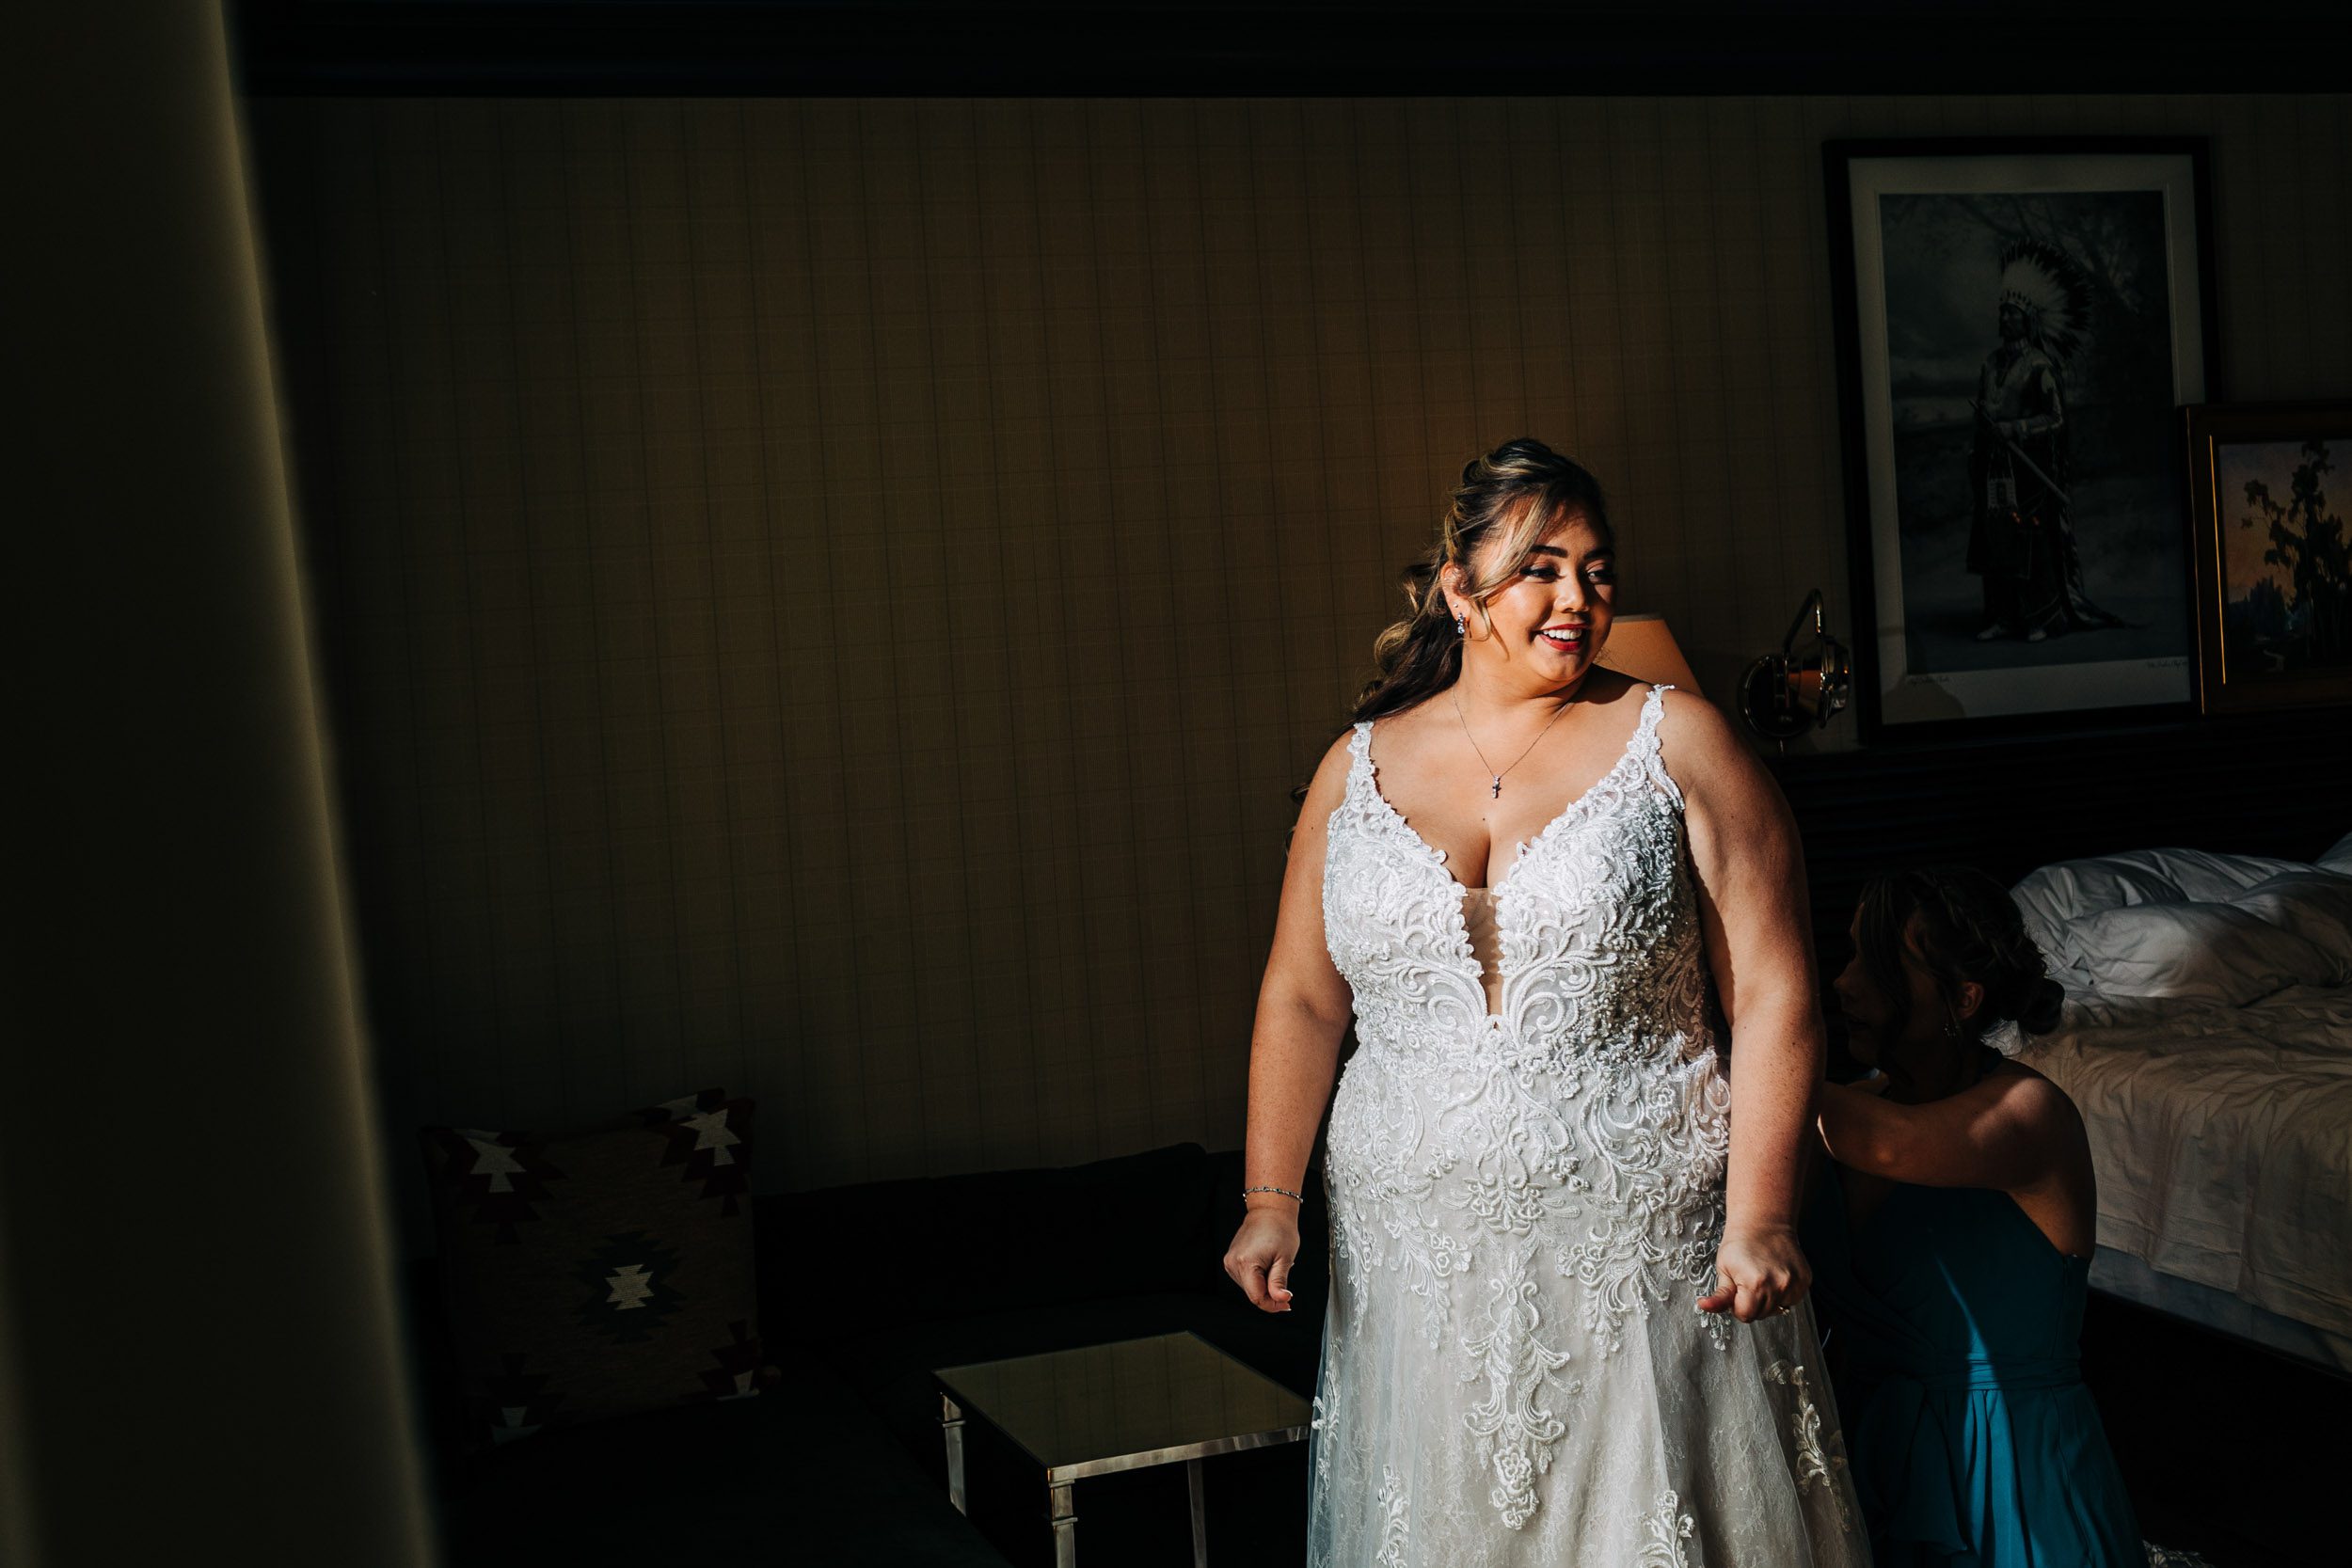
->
[1697,1223,1811,1322]
[1223,1208,1301,1313]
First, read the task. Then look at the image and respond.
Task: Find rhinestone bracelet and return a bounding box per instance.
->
[1243,1184,1304,1205]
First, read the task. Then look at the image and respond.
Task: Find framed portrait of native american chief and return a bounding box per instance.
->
[1824,137,2218,741]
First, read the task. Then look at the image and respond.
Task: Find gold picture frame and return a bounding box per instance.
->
[2184,402,2352,714]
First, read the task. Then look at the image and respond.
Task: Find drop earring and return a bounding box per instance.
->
[1454,611,1466,635]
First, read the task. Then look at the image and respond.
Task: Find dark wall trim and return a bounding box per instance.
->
[230,2,2352,98]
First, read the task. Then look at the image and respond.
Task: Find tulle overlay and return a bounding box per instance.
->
[1309,686,1867,1566]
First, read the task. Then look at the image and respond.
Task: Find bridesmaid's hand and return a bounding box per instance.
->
[1697,1223,1811,1323]
[1223,1208,1300,1313]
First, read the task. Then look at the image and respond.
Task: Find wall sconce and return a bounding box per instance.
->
[1740,589,1851,749]
[1597,611,1700,691]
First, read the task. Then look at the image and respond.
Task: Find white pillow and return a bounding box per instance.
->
[2105,847,2303,902]
[2010,856,2185,955]
[2231,870,2352,978]
[2010,847,2312,956]
[2020,856,2352,1006]
[2320,830,2352,876]
[2058,901,2340,1005]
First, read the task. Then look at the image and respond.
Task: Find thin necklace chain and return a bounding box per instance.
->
[1451,688,1576,799]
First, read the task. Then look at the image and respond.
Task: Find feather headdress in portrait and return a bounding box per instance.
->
[1997,237,2095,365]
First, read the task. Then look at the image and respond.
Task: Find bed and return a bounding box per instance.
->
[2004,834,2352,1375]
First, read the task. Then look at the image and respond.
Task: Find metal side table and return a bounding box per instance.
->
[935,1331,1311,1568]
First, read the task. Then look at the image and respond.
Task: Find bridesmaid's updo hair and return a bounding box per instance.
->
[1855,865,2067,1047]
[1352,438,1614,724]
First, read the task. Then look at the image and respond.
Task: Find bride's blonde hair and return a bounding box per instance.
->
[1351,438,1615,724]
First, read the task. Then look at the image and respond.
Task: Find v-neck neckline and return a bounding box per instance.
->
[1357,682,1663,904]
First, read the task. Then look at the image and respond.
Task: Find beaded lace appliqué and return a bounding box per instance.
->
[1639,1488,1698,1568]
[1766,1358,1854,1533]
[1373,1465,1410,1568]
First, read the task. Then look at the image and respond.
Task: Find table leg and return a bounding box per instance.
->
[940,1393,966,1514]
[1187,1457,1207,1568]
[1049,1479,1077,1568]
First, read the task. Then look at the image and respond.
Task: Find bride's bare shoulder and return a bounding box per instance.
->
[1650,683,1757,777]
[1354,694,1461,773]
[1648,680,1735,746]
[1649,683,1791,843]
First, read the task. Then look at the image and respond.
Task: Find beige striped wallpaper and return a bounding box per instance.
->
[245,93,2349,1227]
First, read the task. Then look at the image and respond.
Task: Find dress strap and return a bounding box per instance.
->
[1632,684,1685,811]
[1343,720,1375,797]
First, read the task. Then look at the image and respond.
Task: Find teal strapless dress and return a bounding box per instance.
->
[1802,1163,2145,1567]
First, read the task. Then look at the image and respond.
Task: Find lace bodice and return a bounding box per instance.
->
[1322,682,1718,1075]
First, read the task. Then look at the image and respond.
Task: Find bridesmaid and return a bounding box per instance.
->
[1803,865,2145,1568]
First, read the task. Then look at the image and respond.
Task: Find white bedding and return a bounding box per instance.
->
[2015,982,2352,1340]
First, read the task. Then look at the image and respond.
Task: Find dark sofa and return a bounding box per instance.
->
[421,1143,1329,1567]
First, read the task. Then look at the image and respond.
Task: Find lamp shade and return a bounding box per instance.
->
[1597,612,1700,693]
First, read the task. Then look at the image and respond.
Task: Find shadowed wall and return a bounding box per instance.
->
[244,93,2350,1225]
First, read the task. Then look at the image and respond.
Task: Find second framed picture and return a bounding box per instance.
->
[1825,136,2218,740]
[2185,402,2352,715]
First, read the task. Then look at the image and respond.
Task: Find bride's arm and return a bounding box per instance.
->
[1663,687,1823,1320]
[1246,731,1359,1191]
[1225,731,1358,1314]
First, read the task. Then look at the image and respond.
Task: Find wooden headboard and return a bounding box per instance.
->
[1766,705,2351,1001]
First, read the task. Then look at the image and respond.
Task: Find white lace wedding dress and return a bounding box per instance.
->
[1309,684,1865,1567]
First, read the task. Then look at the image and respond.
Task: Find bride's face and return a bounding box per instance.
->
[1450,511,1617,685]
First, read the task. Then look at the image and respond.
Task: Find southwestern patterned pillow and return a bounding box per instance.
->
[418,1088,762,1449]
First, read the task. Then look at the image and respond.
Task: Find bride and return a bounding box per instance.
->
[1224,439,1866,1565]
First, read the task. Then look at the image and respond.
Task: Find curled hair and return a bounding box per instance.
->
[1854,864,2066,1045]
[1351,437,1616,724]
